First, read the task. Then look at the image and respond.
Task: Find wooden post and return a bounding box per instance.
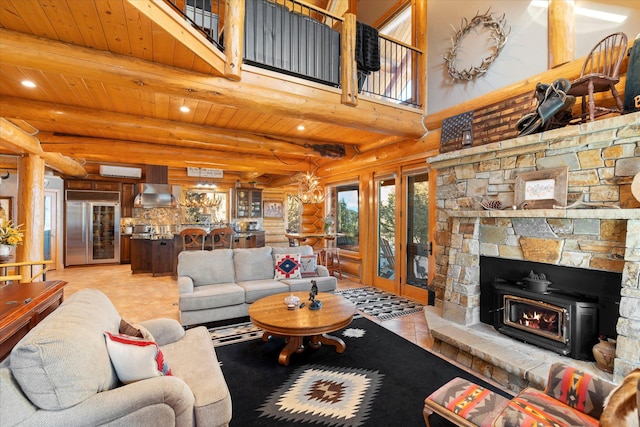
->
[548,0,575,68]
[224,0,244,80]
[341,13,357,106]
[413,0,427,113]
[16,154,45,280]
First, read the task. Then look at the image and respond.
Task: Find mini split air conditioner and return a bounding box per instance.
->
[99,165,142,179]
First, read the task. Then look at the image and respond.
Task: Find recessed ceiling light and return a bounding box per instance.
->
[297,125,305,131]
[21,80,36,88]
[180,106,190,113]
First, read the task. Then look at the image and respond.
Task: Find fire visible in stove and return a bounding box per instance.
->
[504,295,567,343]
[518,308,558,332]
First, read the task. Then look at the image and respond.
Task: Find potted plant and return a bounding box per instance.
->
[0,220,24,262]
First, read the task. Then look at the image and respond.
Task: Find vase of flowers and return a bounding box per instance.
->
[0,220,24,262]
[323,214,335,234]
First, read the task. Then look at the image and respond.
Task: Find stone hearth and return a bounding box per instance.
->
[426,113,640,386]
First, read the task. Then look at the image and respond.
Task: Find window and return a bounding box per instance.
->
[335,184,359,251]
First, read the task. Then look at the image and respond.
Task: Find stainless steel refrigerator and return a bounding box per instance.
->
[65,191,120,266]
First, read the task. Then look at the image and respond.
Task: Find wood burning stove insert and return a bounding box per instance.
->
[493,278,598,360]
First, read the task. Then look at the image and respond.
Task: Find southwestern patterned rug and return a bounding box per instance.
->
[213,317,510,427]
[335,286,424,321]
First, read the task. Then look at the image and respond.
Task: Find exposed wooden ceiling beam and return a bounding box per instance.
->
[126,0,227,76]
[0,98,325,159]
[0,118,87,177]
[39,140,310,173]
[0,29,425,138]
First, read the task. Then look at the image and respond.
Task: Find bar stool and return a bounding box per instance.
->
[179,228,206,251]
[320,247,342,279]
[210,227,233,249]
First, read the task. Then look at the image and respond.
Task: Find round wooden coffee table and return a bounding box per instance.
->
[248,292,356,366]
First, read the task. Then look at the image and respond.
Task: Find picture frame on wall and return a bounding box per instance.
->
[0,197,12,225]
[515,167,568,209]
[263,201,283,218]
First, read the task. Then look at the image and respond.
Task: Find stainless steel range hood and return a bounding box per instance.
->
[133,183,176,208]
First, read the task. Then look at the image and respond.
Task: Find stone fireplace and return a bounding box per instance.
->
[426,113,639,386]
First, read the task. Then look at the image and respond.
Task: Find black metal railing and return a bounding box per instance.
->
[166,0,421,107]
[168,0,224,50]
[359,34,421,107]
[243,0,342,86]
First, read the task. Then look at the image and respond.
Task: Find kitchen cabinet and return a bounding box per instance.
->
[232,231,265,248]
[121,183,135,218]
[120,235,131,264]
[65,180,119,191]
[131,238,173,276]
[255,231,266,247]
[231,188,262,218]
[151,239,173,277]
[131,239,152,274]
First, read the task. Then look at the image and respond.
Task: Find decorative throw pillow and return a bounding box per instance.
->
[119,318,155,341]
[274,253,302,279]
[104,332,172,384]
[299,254,319,278]
[119,318,143,338]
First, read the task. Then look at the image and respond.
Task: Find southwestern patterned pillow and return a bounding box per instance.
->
[545,363,615,419]
[299,254,319,278]
[493,387,600,427]
[274,254,302,280]
[427,377,509,427]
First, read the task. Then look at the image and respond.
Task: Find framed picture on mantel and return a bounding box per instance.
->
[515,167,568,209]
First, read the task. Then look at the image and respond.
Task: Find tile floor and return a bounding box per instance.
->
[48,264,434,350]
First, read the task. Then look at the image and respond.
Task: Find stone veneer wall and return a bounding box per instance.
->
[427,113,640,382]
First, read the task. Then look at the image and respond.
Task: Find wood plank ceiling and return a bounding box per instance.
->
[0,0,424,186]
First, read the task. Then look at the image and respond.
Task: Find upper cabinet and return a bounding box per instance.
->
[231,188,262,218]
[121,183,135,217]
[65,180,120,191]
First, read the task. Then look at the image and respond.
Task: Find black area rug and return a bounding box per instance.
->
[214,317,510,427]
[335,287,424,320]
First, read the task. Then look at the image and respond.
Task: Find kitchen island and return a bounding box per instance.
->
[130,236,174,277]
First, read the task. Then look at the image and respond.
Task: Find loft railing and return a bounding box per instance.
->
[0,260,52,284]
[168,0,224,49]
[166,0,422,108]
[359,34,422,107]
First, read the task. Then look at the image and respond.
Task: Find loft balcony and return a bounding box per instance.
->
[0,0,426,182]
[168,0,423,108]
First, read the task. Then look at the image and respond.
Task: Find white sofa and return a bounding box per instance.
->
[0,289,232,427]
[177,245,337,326]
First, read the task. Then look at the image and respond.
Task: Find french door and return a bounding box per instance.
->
[372,167,433,302]
[401,170,430,302]
[373,174,397,293]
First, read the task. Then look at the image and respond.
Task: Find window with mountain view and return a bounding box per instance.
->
[335,184,359,251]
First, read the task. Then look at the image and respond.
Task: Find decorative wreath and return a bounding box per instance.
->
[444,10,510,81]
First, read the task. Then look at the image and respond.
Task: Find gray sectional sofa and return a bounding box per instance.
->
[177,245,338,326]
[0,289,231,427]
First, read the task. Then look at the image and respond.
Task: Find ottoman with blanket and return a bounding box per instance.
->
[423,362,616,426]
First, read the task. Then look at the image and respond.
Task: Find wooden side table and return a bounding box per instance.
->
[0,280,67,361]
